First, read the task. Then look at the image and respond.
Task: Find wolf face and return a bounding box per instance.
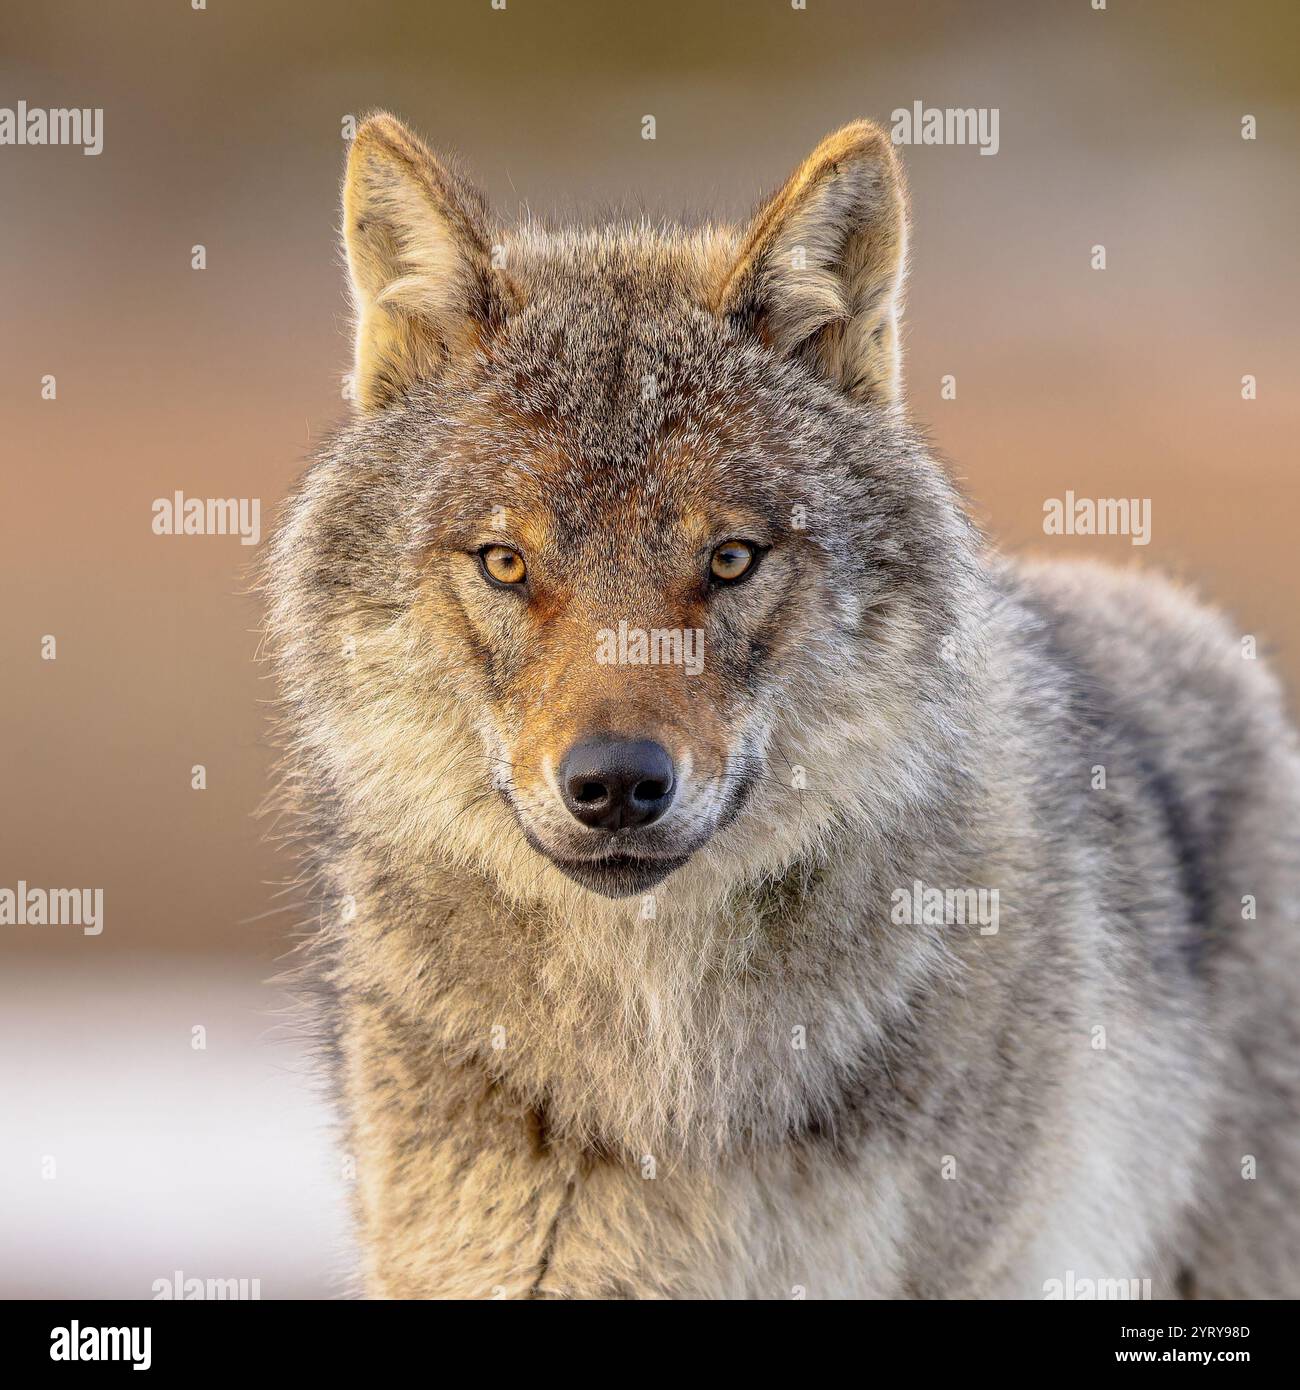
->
[268,116,983,909]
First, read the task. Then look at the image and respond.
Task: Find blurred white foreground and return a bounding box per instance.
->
[0,957,355,1298]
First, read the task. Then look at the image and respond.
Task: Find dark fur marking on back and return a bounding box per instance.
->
[1019,588,1218,975]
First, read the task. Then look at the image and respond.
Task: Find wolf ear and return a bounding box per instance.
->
[715,121,908,406]
[342,114,510,410]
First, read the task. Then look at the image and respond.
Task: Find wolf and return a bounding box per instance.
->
[263,114,1300,1298]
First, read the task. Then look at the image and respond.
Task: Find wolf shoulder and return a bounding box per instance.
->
[996,554,1293,742]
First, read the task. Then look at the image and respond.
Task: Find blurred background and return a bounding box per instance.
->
[1,0,1296,1297]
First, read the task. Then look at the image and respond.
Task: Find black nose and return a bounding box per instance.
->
[559,738,677,830]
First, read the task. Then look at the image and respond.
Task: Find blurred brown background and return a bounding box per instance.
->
[1,0,1296,1296]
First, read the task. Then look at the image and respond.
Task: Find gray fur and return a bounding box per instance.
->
[262,118,1300,1298]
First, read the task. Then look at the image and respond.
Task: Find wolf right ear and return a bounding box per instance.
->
[342,114,512,410]
[714,121,909,407]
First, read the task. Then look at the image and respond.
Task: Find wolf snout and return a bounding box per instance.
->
[558,737,676,831]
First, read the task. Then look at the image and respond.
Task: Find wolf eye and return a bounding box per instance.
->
[479,544,527,586]
[710,540,758,584]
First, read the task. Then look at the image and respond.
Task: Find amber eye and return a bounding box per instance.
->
[710,540,757,584]
[480,544,527,586]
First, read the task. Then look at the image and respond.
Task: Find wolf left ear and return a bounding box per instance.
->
[715,121,909,406]
[342,113,511,410]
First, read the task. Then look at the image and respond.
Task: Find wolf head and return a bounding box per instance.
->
[267,116,983,913]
